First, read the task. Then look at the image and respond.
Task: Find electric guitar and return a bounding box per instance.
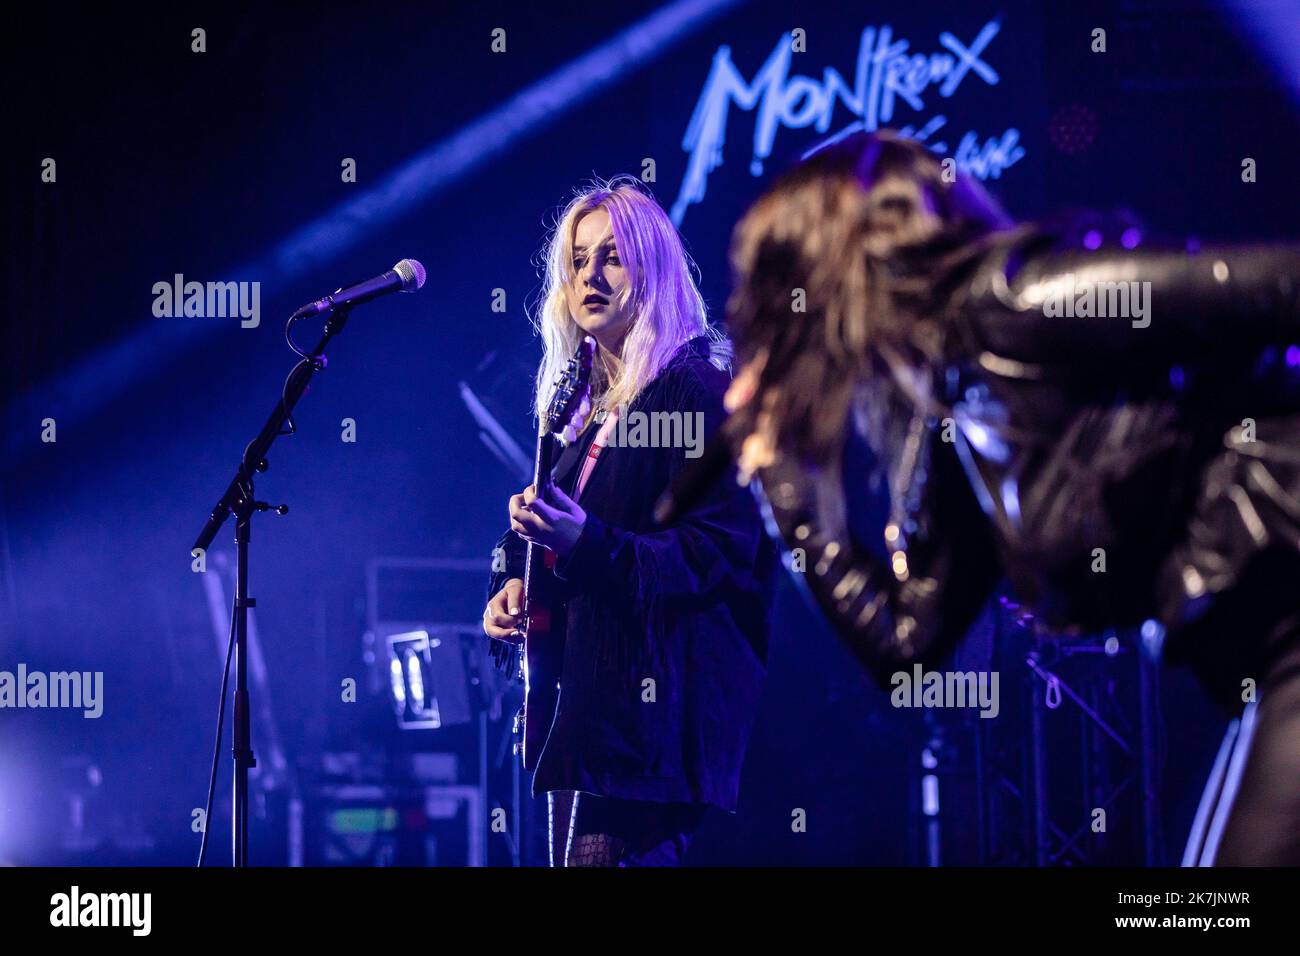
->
[516,335,596,769]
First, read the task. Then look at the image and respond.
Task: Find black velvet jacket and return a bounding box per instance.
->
[486,336,777,810]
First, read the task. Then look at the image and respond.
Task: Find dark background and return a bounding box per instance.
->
[2,0,1297,865]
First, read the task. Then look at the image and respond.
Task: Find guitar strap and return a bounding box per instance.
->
[551,409,603,495]
[574,407,620,501]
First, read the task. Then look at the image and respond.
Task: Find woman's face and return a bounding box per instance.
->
[567,207,633,352]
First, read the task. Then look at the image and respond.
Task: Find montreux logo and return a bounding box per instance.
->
[670,19,1025,225]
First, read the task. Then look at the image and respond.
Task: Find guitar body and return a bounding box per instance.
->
[517,337,595,771]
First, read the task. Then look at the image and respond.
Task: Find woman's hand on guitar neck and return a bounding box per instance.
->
[509,484,587,559]
[483,578,525,642]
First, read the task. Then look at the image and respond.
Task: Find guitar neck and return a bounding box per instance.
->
[533,429,556,498]
[524,430,557,596]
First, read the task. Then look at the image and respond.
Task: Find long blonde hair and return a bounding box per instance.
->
[532,176,725,422]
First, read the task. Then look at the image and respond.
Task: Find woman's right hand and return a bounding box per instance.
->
[482,577,525,642]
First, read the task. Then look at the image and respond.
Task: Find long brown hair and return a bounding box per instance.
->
[725,131,1013,464]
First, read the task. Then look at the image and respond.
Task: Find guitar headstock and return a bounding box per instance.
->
[542,336,596,445]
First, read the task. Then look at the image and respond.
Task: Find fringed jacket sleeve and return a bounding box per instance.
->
[483,527,527,665]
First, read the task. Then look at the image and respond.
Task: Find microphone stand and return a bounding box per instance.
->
[192,304,354,867]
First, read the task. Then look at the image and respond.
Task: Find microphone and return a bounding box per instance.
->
[292,258,426,318]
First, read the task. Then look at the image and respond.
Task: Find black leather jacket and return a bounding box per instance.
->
[757,228,1300,704]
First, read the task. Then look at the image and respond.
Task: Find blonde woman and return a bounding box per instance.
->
[482,176,776,866]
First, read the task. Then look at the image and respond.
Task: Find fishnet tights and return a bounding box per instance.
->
[551,790,625,866]
[548,790,699,867]
[566,832,627,867]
